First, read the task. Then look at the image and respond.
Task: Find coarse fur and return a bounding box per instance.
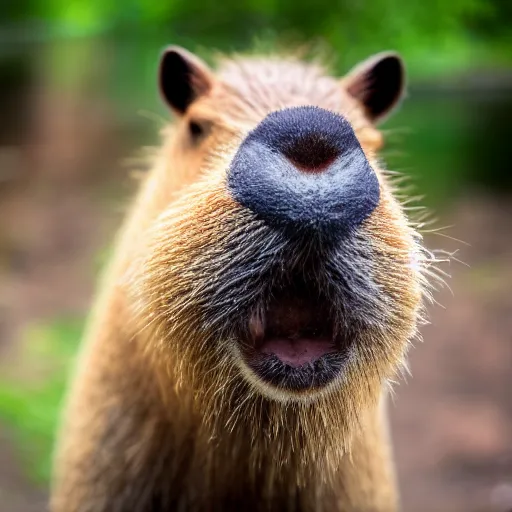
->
[51,48,442,512]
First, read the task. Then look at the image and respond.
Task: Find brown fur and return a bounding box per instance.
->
[51,50,436,512]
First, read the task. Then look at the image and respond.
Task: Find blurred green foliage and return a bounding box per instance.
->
[0,318,83,484]
[2,0,512,78]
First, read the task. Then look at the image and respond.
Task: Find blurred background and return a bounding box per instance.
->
[1,1,512,511]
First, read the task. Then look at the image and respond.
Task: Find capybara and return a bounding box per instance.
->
[51,45,439,511]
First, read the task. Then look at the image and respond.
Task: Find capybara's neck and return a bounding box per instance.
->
[156,374,397,511]
[131,331,398,511]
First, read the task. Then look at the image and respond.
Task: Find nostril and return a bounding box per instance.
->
[281,133,340,173]
[253,106,355,175]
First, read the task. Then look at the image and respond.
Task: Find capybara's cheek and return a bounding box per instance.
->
[361,189,427,337]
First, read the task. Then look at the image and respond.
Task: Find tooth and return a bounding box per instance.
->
[249,307,265,342]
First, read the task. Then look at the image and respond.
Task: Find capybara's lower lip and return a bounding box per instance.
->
[239,346,347,391]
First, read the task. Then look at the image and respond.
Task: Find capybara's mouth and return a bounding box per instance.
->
[238,278,351,392]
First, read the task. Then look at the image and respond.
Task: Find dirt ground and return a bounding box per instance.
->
[0,91,511,512]
[391,197,512,512]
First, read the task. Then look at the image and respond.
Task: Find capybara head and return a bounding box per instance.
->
[128,46,434,468]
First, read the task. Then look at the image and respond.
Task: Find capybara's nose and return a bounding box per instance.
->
[228,106,380,234]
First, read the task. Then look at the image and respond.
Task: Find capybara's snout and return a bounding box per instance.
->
[228,106,380,234]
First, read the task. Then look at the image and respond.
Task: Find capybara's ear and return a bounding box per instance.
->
[159,46,214,114]
[343,52,405,123]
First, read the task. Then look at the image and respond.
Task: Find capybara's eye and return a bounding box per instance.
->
[188,120,208,142]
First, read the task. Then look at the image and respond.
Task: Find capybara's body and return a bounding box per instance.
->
[51,47,435,511]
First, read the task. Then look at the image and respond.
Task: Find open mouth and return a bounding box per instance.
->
[239,278,351,392]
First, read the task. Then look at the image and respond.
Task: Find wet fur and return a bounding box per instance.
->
[51,52,435,511]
